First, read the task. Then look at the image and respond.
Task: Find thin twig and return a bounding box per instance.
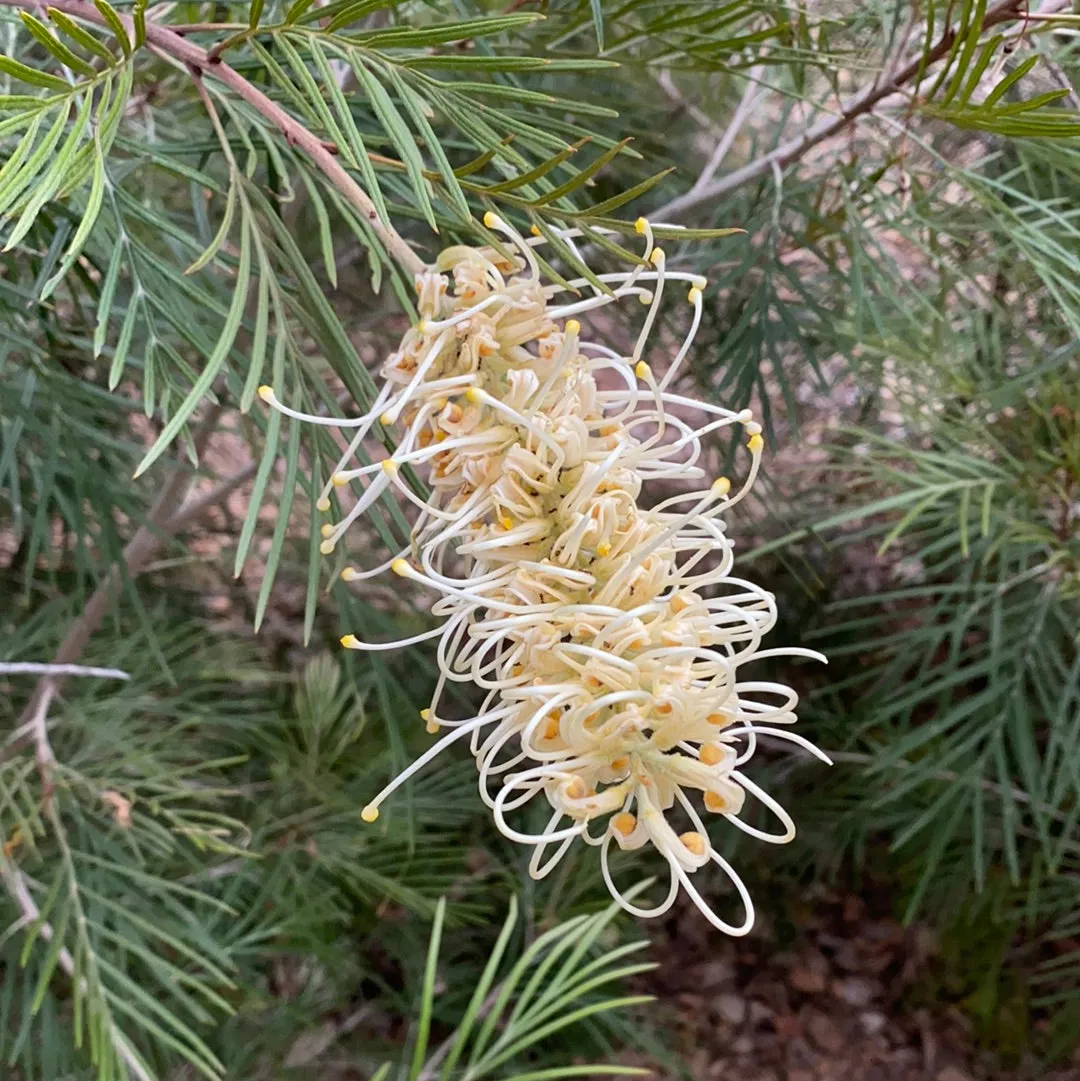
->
[283,1005,375,1068]
[26,682,56,775]
[0,691,154,1081]
[653,70,725,138]
[163,460,260,530]
[0,862,155,1081]
[651,0,1027,220]
[1010,0,1075,28]
[168,20,247,32]
[688,65,766,197]
[652,62,769,225]
[0,663,131,680]
[415,984,504,1081]
[1038,51,1080,111]
[0,0,426,276]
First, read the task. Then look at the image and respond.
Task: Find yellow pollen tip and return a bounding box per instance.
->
[707,712,729,726]
[748,433,764,453]
[530,224,541,236]
[543,718,560,740]
[257,385,275,402]
[649,246,664,265]
[566,778,586,800]
[361,805,379,823]
[565,319,581,335]
[499,516,513,530]
[391,558,410,577]
[426,721,438,734]
[379,412,395,427]
[319,539,336,555]
[320,524,335,538]
[341,568,358,582]
[634,217,648,235]
[699,743,724,766]
[655,702,672,715]
[704,790,730,812]
[465,387,483,404]
[483,211,499,228]
[613,812,637,835]
[711,476,731,496]
[680,831,706,856]
[635,361,651,381]
[381,459,398,474]
[688,286,702,303]
[420,708,432,720]
[638,291,653,306]
[417,320,430,334]
[316,497,331,512]
[610,756,629,771]
[596,542,611,557]
[340,634,360,649]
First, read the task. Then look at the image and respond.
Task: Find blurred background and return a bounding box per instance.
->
[2,1,1079,1079]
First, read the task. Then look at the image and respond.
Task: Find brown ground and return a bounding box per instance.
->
[640,887,1080,1081]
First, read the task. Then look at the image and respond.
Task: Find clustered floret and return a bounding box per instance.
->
[260,214,828,933]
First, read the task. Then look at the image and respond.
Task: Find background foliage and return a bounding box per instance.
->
[2,0,1079,1077]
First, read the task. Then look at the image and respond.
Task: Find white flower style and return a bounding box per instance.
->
[260,213,829,933]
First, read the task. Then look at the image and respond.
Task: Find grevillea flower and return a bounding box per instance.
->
[260,214,828,933]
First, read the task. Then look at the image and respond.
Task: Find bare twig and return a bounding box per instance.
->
[1011,0,1076,27]
[651,63,770,224]
[283,1006,375,1068]
[0,663,130,680]
[689,66,767,196]
[26,682,57,778]
[0,0,426,276]
[169,20,247,32]
[415,984,504,1081]
[0,863,155,1081]
[163,460,260,530]
[0,690,154,1081]
[653,70,726,138]
[652,0,1027,220]
[1039,51,1080,111]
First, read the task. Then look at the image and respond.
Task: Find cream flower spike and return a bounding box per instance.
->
[261,219,829,934]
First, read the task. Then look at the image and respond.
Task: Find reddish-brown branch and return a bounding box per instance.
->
[0,0,425,274]
[652,0,1028,220]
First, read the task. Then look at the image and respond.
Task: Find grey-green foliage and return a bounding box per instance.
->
[4,0,1080,1076]
[720,47,1080,1059]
